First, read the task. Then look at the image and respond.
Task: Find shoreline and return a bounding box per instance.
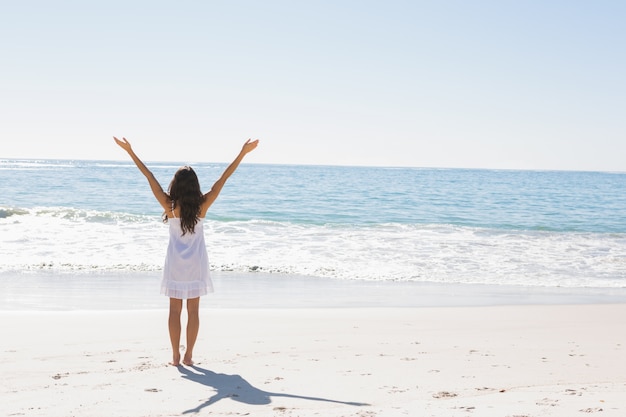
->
[3,271,625,416]
[1,270,626,311]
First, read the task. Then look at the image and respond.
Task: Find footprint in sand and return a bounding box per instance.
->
[565,388,582,396]
[536,397,559,407]
[433,391,457,399]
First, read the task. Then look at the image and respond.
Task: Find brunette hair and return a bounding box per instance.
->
[164,166,204,235]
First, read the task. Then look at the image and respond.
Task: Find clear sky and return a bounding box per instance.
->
[1,1,625,171]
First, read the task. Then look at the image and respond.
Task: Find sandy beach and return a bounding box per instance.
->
[2,302,625,417]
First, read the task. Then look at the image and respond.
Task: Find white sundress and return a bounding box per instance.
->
[161,214,213,299]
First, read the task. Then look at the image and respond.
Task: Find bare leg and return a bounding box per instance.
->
[168,298,183,366]
[183,297,200,366]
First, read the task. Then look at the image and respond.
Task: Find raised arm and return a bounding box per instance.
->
[201,139,259,215]
[113,137,170,211]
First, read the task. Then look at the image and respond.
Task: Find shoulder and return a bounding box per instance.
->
[161,198,176,218]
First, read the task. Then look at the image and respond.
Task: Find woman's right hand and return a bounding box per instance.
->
[241,138,259,155]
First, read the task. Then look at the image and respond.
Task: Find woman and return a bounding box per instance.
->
[114,136,259,366]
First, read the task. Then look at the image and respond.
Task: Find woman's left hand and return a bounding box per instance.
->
[113,136,133,152]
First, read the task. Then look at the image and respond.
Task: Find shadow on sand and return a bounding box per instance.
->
[178,365,370,414]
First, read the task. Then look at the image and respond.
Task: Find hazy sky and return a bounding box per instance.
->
[1,1,625,170]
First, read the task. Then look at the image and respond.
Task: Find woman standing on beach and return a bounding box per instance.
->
[114,136,259,366]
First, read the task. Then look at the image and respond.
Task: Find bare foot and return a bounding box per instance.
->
[169,353,181,366]
[182,355,194,366]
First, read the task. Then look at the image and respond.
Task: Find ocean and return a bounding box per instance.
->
[1,159,625,290]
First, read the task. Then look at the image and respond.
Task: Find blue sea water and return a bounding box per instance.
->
[1,159,625,288]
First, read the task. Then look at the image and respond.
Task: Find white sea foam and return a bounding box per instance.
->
[1,207,625,288]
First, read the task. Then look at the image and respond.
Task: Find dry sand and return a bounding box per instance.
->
[1,304,625,416]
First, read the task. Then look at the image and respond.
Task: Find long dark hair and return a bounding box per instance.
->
[164,166,204,235]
